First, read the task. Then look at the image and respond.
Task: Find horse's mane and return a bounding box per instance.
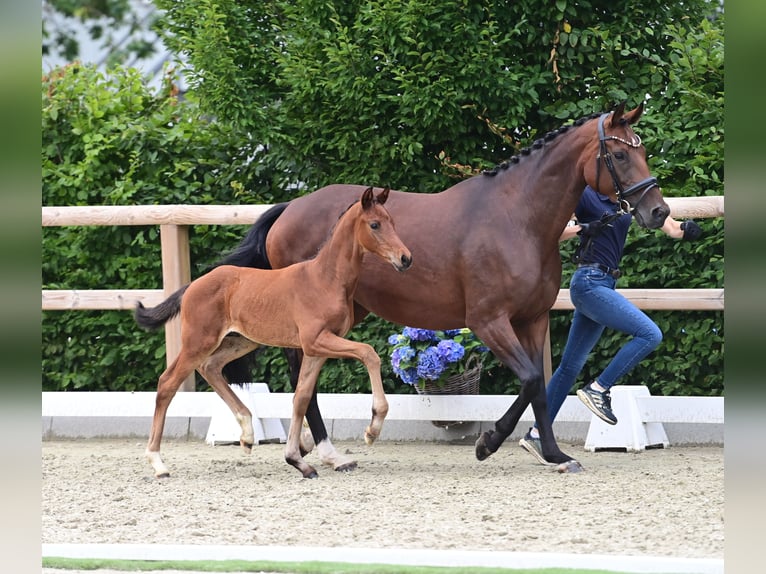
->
[482,111,603,177]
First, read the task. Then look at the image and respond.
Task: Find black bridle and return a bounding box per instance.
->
[596,112,659,216]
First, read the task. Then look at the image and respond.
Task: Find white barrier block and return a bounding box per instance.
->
[584,385,669,452]
[205,383,286,446]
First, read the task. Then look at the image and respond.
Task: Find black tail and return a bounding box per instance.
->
[212,202,289,270]
[134,284,190,331]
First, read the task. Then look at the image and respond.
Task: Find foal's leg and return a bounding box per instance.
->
[146,351,203,478]
[471,316,572,465]
[284,355,327,478]
[303,332,389,445]
[285,347,358,471]
[198,334,262,453]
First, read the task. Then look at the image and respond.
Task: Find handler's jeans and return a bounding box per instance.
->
[533,265,663,430]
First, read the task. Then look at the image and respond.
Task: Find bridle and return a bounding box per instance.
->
[596,112,659,215]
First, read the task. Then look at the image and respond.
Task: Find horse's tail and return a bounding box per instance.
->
[212,202,290,270]
[134,284,190,331]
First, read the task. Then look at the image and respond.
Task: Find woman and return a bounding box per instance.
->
[520,184,702,464]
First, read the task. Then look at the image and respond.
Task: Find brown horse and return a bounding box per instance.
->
[220,102,670,471]
[135,187,412,478]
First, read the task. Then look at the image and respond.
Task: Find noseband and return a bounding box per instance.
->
[596,113,658,215]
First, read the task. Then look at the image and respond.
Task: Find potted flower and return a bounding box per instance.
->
[387,327,489,394]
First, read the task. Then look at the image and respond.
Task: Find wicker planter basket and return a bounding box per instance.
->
[414,355,482,427]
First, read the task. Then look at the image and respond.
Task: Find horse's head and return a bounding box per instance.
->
[358,186,413,272]
[584,102,670,229]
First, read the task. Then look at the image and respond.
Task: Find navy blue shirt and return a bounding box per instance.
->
[574,185,632,270]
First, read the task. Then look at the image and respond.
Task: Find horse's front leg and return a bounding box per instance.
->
[471,316,573,465]
[285,348,358,472]
[304,332,389,446]
[284,355,327,478]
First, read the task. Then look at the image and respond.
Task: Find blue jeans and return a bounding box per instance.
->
[533,266,663,430]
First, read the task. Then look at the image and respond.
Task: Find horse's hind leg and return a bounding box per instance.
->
[146,353,199,478]
[198,334,261,453]
[286,348,358,472]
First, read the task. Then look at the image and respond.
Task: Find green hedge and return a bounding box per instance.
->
[42,4,724,396]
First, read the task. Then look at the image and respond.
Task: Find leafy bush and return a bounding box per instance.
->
[42,3,724,397]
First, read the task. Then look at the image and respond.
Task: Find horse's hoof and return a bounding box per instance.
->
[155,472,170,479]
[303,469,319,479]
[475,431,496,461]
[556,460,585,473]
[335,461,358,472]
[241,441,253,454]
[364,431,378,446]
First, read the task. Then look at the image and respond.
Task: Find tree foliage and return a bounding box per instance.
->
[42,1,724,396]
[43,0,162,67]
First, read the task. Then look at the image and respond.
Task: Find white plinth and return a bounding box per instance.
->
[584,385,669,452]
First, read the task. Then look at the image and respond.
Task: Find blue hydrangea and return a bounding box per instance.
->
[416,346,447,380]
[388,325,488,386]
[388,333,406,346]
[391,346,415,371]
[402,327,437,342]
[436,339,465,363]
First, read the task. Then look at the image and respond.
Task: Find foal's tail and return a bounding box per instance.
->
[134,284,190,331]
[210,202,290,270]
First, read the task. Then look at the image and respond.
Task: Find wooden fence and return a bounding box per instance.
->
[42,196,724,390]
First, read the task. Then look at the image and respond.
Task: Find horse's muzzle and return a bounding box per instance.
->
[636,202,671,229]
[395,254,413,272]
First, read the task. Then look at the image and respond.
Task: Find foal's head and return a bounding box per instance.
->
[583,102,670,229]
[355,186,412,272]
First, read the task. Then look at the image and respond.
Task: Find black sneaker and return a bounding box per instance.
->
[519,429,555,466]
[577,383,618,425]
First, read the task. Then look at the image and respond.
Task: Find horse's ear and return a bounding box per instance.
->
[376,187,390,205]
[623,101,644,125]
[610,101,627,126]
[361,186,375,210]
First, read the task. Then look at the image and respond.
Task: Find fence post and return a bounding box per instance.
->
[160,224,194,392]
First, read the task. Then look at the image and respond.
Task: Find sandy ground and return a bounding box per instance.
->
[42,437,723,563]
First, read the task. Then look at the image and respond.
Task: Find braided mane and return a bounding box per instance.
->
[482,111,603,176]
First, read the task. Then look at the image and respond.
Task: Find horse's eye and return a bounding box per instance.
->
[370,221,380,230]
[614,151,626,161]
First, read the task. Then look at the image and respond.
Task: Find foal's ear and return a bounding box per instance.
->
[361,186,375,210]
[376,187,390,205]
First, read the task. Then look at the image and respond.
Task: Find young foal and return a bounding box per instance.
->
[135,187,412,478]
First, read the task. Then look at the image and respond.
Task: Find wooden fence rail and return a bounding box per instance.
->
[42,196,724,390]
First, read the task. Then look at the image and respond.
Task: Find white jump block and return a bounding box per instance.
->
[205,383,286,446]
[584,385,669,452]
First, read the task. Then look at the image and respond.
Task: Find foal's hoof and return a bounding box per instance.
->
[364,431,378,446]
[240,441,253,454]
[475,431,497,461]
[335,460,358,473]
[556,460,585,473]
[302,469,319,479]
[155,472,170,479]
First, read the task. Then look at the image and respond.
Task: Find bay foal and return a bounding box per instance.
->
[135,187,411,478]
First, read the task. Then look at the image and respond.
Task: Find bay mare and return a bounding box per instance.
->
[135,187,412,478]
[220,102,670,472]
